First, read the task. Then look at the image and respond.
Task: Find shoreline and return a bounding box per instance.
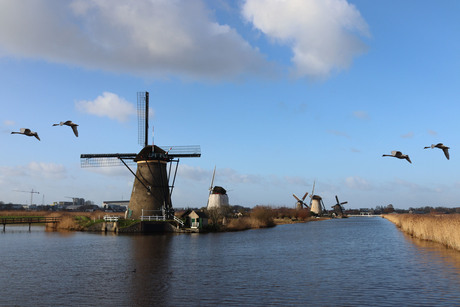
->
[383,213,460,251]
[1,210,332,233]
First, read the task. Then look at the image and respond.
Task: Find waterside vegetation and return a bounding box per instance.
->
[206,205,319,232]
[384,214,460,251]
[0,210,124,231]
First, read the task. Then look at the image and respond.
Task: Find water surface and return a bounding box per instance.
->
[1,217,459,306]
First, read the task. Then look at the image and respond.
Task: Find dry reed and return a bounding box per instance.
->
[384,214,460,251]
[0,210,124,231]
[224,206,276,231]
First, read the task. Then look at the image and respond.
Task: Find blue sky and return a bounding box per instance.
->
[1,0,459,210]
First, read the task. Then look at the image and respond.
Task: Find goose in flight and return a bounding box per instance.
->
[382,151,412,163]
[11,128,40,141]
[424,143,450,160]
[53,120,78,137]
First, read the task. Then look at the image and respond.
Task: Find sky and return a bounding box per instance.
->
[1,0,459,210]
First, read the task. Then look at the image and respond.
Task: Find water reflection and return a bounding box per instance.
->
[127,234,174,305]
[401,231,460,275]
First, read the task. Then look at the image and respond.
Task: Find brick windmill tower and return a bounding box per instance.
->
[81,92,200,220]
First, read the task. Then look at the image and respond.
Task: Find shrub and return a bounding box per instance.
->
[250,206,275,227]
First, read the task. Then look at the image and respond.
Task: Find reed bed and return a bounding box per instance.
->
[384,214,460,251]
[225,206,276,231]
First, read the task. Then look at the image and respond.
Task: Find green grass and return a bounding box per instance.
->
[117,219,140,228]
[74,216,104,228]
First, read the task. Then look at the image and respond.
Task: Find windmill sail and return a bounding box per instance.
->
[137,91,149,147]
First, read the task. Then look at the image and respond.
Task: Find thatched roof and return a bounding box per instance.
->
[212,186,227,195]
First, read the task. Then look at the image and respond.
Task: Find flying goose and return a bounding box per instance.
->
[53,120,78,137]
[424,143,449,160]
[11,128,40,141]
[382,151,412,163]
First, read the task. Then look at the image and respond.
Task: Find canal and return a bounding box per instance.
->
[1,217,459,306]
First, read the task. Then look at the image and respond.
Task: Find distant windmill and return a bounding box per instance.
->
[331,195,348,218]
[308,181,327,216]
[207,166,229,210]
[292,192,309,210]
[80,92,201,220]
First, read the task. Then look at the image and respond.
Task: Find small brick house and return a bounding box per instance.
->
[185,210,208,229]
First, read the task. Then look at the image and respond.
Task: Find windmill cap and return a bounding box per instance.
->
[134,145,168,162]
[212,186,227,194]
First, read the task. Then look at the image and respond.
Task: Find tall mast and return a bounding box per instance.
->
[145,92,149,147]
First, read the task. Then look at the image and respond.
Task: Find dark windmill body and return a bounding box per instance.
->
[81,92,200,221]
[331,195,348,218]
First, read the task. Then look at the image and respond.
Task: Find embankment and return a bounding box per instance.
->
[383,214,460,251]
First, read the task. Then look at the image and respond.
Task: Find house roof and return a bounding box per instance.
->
[189,210,208,219]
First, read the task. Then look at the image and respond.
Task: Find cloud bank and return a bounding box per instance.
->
[0,162,67,181]
[0,0,369,80]
[0,0,267,80]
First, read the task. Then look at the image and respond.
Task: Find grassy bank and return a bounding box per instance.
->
[384,214,460,251]
[0,211,124,231]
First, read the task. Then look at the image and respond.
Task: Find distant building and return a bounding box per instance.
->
[182,210,209,229]
[102,200,129,212]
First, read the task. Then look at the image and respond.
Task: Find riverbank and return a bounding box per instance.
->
[383,213,460,251]
[0,210,124,231]
[273,216,330,225]
[1,210,329,233]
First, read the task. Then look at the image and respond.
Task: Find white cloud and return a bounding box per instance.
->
[27,162,67,179]
[242,0,370,79]
[345,176,372,190]
[0,162,66,182]
[0,0,268,80]
[75,92,136,122]
[428,130,437,136]
[178,165,264,185]
[177,165,211,182]
[284,175,310,187]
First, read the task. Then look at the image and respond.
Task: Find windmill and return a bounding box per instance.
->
[292,192,309,210]
[331,195,348,218]
[308,181,327,216]
[207,166,229,210]
[80,92,200,220]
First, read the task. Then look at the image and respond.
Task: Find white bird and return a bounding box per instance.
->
[11,128,40,141]
[382,151,412,163]
[424,143,450,160]
[53,120,78,137]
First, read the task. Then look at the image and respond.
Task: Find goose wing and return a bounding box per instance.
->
[71,125,79,137]
[442,147,450,160]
